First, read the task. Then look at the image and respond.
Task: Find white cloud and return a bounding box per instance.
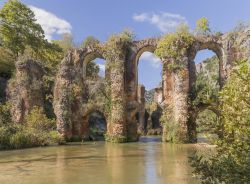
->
[29,5,72,40]
[133,12,187,33]
[97,63,105,77]
[140,52,161,68]
[98,64,105,72]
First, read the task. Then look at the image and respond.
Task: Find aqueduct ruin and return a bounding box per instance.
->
[9,27,250,143]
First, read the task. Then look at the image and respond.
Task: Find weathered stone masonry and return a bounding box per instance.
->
[8,60,44,124]
[52,28,250,142]
[8,27,250,143]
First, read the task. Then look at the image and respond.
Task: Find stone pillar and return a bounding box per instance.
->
[161,58,189,143]
[137,84,146,135]
[54,50,86,140]
[173,64,189,142]
[8,59,44,124]
[162,62,174,142]
[105,60,127,142]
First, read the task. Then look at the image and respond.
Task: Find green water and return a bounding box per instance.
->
[0,137,202,184]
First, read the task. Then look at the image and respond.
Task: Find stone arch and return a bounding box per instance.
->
[125,38,163,137]
[194,104,222,140]
[126,38,159,105]
[53,47,108,140]
[80,46,105,78]
[187,36,223,142]
[76,45,110,140]
[188,36,224,88]
[80,104,107,140]
[53,28,250,143]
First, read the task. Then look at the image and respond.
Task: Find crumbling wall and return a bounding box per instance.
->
[53,50,86,139]
[52,27,250,143]
[8,59,44,123]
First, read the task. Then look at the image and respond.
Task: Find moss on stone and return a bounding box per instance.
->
[104,134,127,143]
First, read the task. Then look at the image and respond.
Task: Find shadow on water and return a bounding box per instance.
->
[139,136,161,143]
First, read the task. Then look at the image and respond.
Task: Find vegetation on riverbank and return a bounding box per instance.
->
[190,59,250,183]
[0,105,64,149]
[0,0,102,149]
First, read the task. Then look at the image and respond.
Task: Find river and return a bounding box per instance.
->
[0,136,205,184]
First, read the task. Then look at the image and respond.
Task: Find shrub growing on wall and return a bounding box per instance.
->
[155,28,194,61]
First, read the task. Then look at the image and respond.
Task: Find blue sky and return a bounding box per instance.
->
[1,0,250,90]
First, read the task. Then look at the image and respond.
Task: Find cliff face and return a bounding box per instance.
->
[145,89,155,103]
[196,55,219,75]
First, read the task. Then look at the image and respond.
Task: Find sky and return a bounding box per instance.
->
[1,0,250,90]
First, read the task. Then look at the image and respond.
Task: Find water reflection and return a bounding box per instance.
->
[0,137,200,184]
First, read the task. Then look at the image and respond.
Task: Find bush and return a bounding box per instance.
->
[25,106,56,131]
[0,103,12,125]
[155,29,194,60]
[0,105,63,150]
[9,131,34,149]
[104,134,127,143]
[49,131,66,145]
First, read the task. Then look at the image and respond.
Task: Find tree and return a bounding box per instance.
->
[0,0,45,57]
[0,46,15,78]
[53,33,74,53]
[195,17,211,34]
[190,59,250,184]
[86,61,100,79]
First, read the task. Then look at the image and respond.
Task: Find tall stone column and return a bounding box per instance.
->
[161,58,189,143]
[105,59,127,142]
[54,50,86,140]
[162,62,174,142]
[173,62,189,142]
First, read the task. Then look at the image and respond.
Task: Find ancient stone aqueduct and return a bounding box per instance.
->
[9,27,250,143]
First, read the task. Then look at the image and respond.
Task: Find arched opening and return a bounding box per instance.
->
[88,110,107,140]
[86,58,106,79]
[82,55,108,141]
[191,49,221,142]
[85,58,107,111]
[136,51,163,136]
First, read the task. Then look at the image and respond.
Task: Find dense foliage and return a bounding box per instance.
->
[155,27,194,61]
[0,47,15,78]
[0,0,62,62]
[192,56,220,106]
[0,105,64,150]
[192,56,221,135]
[191,59,250,183]
[0,0,44,57]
